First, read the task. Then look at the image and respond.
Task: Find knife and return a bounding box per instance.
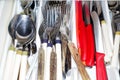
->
[111,31,120,69]
[101,0,113,50]
[75,1,88,65]
[83,2,95,67]
[101,20,113,63]
[91,11,108,80]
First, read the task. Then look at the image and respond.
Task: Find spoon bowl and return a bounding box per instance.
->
[8,14,36,46]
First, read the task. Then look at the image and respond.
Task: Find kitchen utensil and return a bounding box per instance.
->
[91,11,108,80]
[83,2,95,66]
[19,48,28,80]
[75,1,88,65]
[55,37,62,80]
[68,42,90,80]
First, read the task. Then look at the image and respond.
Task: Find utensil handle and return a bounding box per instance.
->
[38,46,45,80]
[86,24,95,66]
[44,43,52,80]
[101,20,113,62]
[9,48,16,79]
[101,0,113,48]
[96,52,108,80]
[91,11,104,53]
[111,32,120,68]
[41,42,47,80]
[19,51,28,80]
[50,48,57,80]
[12,50,22,80]
[75,1,88,64]
[55,40,62,80]
[3,46,15,80]
[68,42,90,80]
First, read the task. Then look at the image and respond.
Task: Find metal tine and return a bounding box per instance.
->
[47,4,49,27]
[53,5,56,27]
[48,5,50,27]
[50,4,52,27]
[53,5,56,26]
[39,3,49,40]
[52,5,54,27]
[53,4,56,27]
[59,3,62,21]
[50,3,53,27]
[53,3,56,27]
[46,4,48,27]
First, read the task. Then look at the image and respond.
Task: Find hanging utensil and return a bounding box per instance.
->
[3,45,15,80]
[96,52,108,80]
[91,11,104,54]
[111,14,120,69]
[111,31,120,69]
[101,20,113,63]
[38,45,45,80]
[45,42,52,80]
[50,46,57,80]
[64,4,72,73]
[55,37,62,80]
[19,48,28,80]
[38,26,48,80]
[68,42,90,80]
[8,13,36,80]
[20,0,38,23]
[108,1,120,13]
[101,0,114,50]
[44,5,53,80]
[91,11,108,80]
[83,2,95,67]
[75,1,88,65]
[59,3,71,75]
[12,47,23,80]
[8,14,36,47]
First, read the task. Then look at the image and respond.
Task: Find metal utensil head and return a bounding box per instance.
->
[8,14,36,46]
[83,2,91,25]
